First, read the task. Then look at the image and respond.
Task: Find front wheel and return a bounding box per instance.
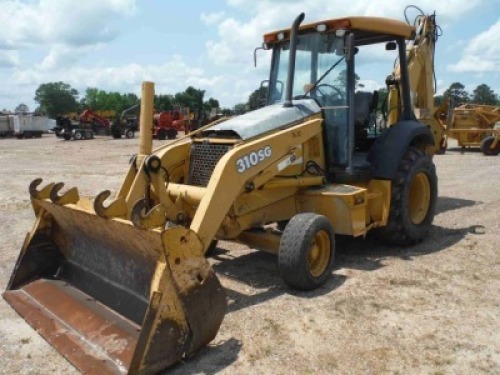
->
[279,213,335,290]
[125,128,135,139]
[480,136,499,156]
[375,147,437,246]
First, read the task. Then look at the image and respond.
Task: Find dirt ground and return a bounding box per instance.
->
[0,135,498,375]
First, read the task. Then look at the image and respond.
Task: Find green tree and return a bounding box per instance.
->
[233,103,246,114]
[247,86,267,110]
[376,87,388,112]
[154,94,174,111]
[34,82,79,117]
[81,88,139,114]
[443,82,469,107]
[174,86,206,120]
[434,94,445,107]
[15,103,29,114]
[335,69,360,88]
[204,97,220,111]
[471,84,498,105]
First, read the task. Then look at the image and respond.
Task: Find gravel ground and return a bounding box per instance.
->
[0,135,499,375]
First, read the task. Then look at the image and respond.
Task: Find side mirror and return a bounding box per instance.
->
[254,43,269,67]
[385,41,397,51]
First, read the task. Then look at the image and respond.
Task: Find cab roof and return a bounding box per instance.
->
[263,16,415,44]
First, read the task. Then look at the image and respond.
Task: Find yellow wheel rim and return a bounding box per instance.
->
[307,230,331,277]
[409,172,431,225]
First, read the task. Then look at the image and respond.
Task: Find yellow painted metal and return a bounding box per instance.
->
[237,228,281,255]
[408,172,430,225]
[189,117,323,250]
[388,14,445,152]
[264,16,415,43]
[232,195,297,238]
[262,176,325,190]
[234,187,297,216]
[446,104,500,148]
[299,184,368,236]
[139,81,154,156]
[308,230,331,277]
[365,180,391,226]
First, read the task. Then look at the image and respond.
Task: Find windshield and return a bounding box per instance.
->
[268,33,348,107]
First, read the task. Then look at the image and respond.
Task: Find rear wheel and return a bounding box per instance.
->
[167,128,177,139]
[279,213,335,290]
[157,129,167,140]
[63,133,72,141]
[74,131,83,140]
[375,147,437,245]
[83,130,92,140]
[480,136,499,156]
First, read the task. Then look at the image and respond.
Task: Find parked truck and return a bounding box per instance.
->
[7,115,51,138]
[0,115,10,137]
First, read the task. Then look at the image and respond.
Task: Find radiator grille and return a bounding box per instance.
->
[189,143,232,186]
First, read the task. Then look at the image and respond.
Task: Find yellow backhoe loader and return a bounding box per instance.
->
[4,7,443,374]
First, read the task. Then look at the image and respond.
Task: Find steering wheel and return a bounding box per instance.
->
[314,84,345,103]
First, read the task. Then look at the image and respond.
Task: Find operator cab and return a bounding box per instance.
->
[264,16,415,182]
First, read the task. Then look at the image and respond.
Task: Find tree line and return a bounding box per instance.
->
[435,82,498,107]
[30,81,224,121]
[7,80,498,119]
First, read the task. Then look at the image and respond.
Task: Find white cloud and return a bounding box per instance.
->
[200,11,226,26]
[0,51,20,68]
[448,19,500,73]
[204,0,484,67]
[0,0,136,48]
[11,54,220,101]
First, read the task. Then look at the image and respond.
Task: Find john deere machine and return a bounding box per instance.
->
[444,103,500,155]
[4,7,443,374]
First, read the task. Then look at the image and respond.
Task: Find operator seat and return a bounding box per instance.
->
[354,90,379,151]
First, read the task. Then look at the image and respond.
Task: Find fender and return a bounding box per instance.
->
[368,120,434,180]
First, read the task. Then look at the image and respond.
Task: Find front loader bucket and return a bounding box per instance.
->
[3,198,227,375]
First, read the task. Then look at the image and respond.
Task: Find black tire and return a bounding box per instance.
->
[74,131,83,141]
[480,136,499,156]
[125,129,135,139]
[375,147,437,246]
[63,133,72,141]
[157,129,167,140]
[279,213,335,290]
[167,128,177,139]
[83,130,92,140]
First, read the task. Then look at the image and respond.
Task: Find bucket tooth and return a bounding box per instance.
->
[131,199,167,229]
[94,190,127,219]
[49,182,80,205]
[29,178,55,200]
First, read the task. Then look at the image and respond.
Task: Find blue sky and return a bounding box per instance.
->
[0,0,499,112]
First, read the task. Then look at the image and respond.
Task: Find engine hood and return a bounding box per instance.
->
[200,99,321,140]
